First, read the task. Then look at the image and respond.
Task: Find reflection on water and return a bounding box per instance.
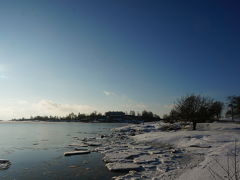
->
[0,122,125,180]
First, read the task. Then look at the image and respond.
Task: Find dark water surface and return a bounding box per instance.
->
[0,122,126,180]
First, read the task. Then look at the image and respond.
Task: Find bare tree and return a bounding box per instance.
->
[171,95,222,130]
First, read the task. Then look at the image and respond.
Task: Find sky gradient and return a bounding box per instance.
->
[0,0,240,120]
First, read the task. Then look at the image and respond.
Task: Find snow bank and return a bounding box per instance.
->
[70,121,240,179]
[132,122,240,180]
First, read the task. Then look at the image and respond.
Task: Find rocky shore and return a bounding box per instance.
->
[66,121,240,180]
[95,122,205,180]
[65,122,200,179]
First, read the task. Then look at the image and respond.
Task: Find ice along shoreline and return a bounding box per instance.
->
[96,122,204,180]
[69,121,240,180]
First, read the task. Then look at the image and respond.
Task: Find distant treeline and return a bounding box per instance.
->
[12,110,161,123]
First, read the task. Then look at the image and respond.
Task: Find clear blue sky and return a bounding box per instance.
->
[0,0,239,120]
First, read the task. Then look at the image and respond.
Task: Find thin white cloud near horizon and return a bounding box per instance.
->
[103,90,115,96]
[0,99,96,120]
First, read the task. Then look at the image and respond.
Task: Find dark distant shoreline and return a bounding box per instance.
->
[11,111,161,123]
[11,118,158,123]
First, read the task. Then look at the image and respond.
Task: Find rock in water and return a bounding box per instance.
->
[64,151,90,156]
[84,142,101,146]
[0,159,11,170]
[74,147,88,151]
[68,143,88,147]
[189,144,212,148]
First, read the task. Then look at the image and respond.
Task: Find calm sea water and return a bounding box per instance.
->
[0,122,126,180]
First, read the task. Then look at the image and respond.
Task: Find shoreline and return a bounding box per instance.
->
[2,121,240,179]
[73,122,204,179]
[9,120,145,124]
[95,122,203,180]
[80,121,240,179]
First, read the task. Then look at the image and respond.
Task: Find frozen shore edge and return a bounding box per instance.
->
[67,121,240,179]
[95,121,240,180]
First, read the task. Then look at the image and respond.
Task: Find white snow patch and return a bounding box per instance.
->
[131,122,240,180]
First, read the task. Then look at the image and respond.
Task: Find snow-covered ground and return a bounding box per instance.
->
[70,121,240,179]
[106,122,240,179]
[122,123,240,180]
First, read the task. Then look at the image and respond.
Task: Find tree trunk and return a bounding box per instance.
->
[231,107,234,121]
[193,121,197,130]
